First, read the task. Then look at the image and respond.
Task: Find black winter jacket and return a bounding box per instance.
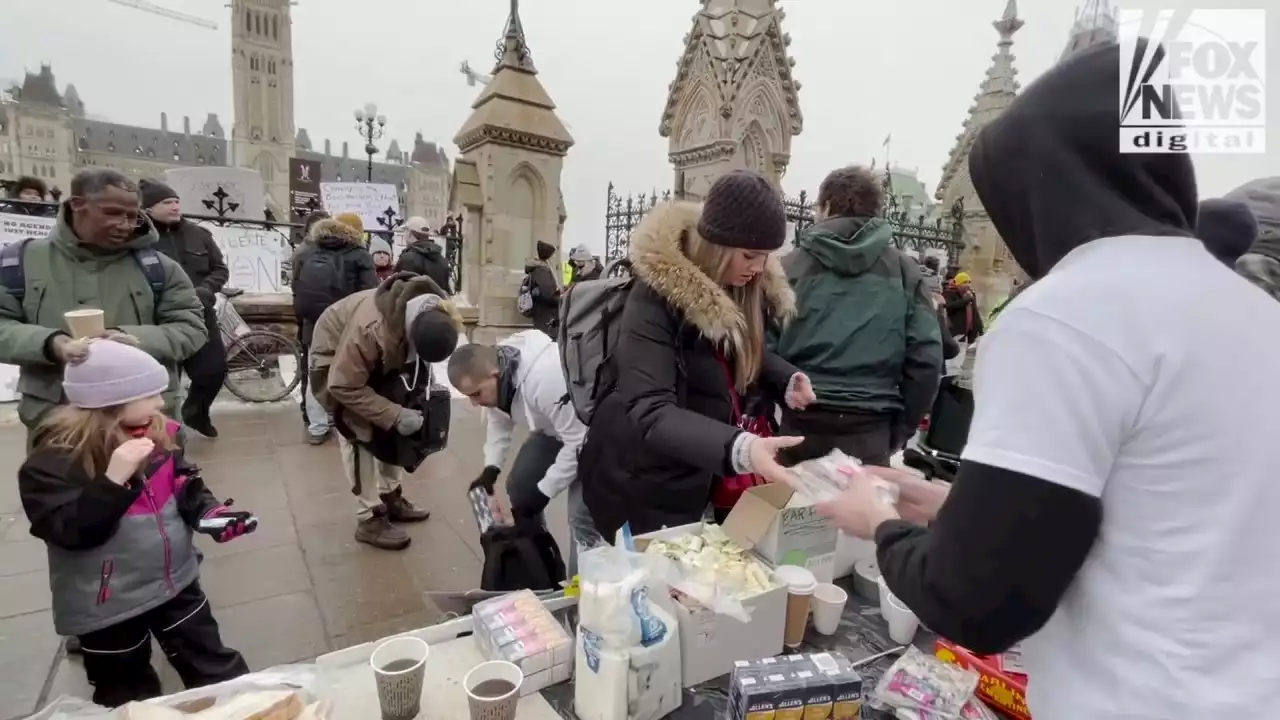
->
[395,239,452,294]
[525,260,560,338]
[152,219,228,305]
[292,218,377,344]
[579,202,799,540]
[944,286,984,342]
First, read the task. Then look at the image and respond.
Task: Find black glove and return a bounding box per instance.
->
[470,465,501,495]
[195,286,216,308]
[512,487,550,532]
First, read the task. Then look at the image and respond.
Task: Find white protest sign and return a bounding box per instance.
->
[166,167,266,221]
[205,224,292,294]
[0,213,55,401]
[320,182,401,230]
[0,212,56,249]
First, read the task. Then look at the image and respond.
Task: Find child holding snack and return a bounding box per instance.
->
[18,337,256,706]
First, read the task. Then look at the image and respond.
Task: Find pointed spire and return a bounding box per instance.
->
[934,0,1022,201]
[493,0,536,74]
[1061,0,1117,62]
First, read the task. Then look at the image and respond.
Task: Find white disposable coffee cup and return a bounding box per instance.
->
[370,636,430,720]
[880,585,921,644]
[64,309,105,339]
[811,583,848,636]
[464,660,523,720]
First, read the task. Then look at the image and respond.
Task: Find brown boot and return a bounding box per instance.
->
[354,513,411,551]
[382,488,431,523]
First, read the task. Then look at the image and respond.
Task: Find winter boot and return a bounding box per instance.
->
[382,488,431,523]
[354,511,411,551]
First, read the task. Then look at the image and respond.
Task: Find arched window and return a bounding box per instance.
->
[107,142,115,152]
[245,9,251,32]
[78,137,88,150]
[272,15,278,39]
[255,12,261,35]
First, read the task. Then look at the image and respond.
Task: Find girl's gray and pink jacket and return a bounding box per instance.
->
[18,421,227,637]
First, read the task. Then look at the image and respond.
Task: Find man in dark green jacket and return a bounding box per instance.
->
[770,166,943,466]
[0,169,206,433]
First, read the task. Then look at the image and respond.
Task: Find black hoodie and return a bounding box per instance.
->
[874,41,1200,655]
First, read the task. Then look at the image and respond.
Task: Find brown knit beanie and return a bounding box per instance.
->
[696,170,787,251]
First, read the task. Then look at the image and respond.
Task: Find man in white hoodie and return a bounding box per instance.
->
[448,330,600,572]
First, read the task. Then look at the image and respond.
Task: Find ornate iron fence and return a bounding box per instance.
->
[604,183,671,264]
[440,214,464,294]
[783,190,815,238]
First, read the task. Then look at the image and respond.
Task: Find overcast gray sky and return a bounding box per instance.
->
[3,0,1276,253]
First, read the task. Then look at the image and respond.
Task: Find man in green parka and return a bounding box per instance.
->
[0,169,206,432]
[770,165,943,466]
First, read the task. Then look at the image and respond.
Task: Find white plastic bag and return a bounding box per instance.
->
[790,450,900,506]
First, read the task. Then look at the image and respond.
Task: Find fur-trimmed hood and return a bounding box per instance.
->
[308,217,366,249]
[372,272,460,369]
[629,201,794,353]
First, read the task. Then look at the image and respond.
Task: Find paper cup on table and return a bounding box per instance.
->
[774,565,818,649]
[878,579,921,644]
[465,660,523,720]
[64,309,105,339]
[811,583,848,636]
[370,636,429,720]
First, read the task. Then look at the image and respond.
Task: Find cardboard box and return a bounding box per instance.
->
[634,523,787,687]
[727,652,864,720]
[935,638,1031,720]
[723,483,839,582]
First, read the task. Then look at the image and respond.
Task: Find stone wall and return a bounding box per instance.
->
[232,292,484,341]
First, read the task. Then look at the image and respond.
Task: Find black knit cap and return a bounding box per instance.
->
[1198,198,1258,264]
[696,170,787,251]
[409,310,459,364]
[139,179,179,210]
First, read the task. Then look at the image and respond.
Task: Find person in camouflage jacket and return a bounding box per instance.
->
[1227,177,1280,302]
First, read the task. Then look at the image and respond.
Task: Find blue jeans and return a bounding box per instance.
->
[506,432,602,576]
[304,383,331,438]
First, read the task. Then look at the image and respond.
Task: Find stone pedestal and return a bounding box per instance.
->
[230,292,297,338]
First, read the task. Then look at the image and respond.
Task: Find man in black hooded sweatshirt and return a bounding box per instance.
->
[809,42,1280,720]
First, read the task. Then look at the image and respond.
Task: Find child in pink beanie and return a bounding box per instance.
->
[19,338,256,706]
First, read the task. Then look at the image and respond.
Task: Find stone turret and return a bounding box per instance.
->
[933,0,1023,309]
[451,0,574,338]
[659,0,802,200]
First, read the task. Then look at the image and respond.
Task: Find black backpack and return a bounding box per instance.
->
[0,238,166,319]
[294,248,355,323]
[479,525,567,592]
[332,358,451,472]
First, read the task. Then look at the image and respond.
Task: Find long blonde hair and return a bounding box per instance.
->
[33,404,174,477]
[684,231,768,392]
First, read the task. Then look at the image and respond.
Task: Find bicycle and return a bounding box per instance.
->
[215,288,303,403]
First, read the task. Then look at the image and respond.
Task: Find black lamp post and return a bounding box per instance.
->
[353,102,386,182]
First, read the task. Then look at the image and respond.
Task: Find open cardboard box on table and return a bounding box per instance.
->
[633,523,788,687]
[722,483,839,582]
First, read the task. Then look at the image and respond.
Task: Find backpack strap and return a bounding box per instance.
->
[132,248,167,299]
[0,238,37,308]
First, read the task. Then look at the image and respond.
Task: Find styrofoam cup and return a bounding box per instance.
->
[811,583,848,636]
[881,588,920,644]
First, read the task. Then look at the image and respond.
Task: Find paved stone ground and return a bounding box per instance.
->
[0,398,563,719]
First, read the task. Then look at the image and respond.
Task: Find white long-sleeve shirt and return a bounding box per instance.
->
[482,330,587,499]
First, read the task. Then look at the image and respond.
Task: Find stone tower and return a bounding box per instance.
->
[659,0,803,201]
[1060,0,1118,62]
[451,0,574,340]
[934,0,1023,310]
[230,0,296,211]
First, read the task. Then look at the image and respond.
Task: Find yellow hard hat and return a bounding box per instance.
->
[954,271,971,285]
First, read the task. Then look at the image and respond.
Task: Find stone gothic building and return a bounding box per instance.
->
[932,0,1117,308]
[0,0,449,225]
[450,0,573,339]
[659,0,803,201]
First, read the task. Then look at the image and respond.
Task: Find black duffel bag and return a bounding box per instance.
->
[333,358,451,472]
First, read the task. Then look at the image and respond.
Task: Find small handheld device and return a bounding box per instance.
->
[197,515,259,534]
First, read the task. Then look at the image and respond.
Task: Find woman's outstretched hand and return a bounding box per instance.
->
[785,373,817,410]
[748,435,804,485]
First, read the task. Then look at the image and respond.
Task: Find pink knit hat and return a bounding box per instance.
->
[63,340,169,409]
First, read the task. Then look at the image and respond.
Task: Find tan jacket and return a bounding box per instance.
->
[308,274,454,441]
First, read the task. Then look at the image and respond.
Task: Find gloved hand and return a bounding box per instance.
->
[514,485,551,519]
[196,504,258,543]
[395,408,424,436]
[469,465,501,495]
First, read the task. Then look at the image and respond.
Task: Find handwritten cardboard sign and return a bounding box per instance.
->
[205,224,292,294]
[166,167,266,221]
[320,182,401,230]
